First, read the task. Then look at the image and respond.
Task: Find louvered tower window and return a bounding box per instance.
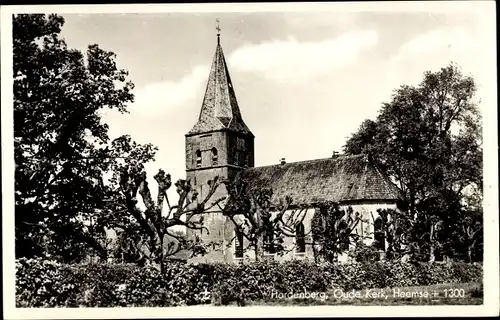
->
[196,150,202,167]
[211,147,218,165]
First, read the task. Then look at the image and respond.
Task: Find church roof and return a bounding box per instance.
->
[237,154,402,206]
[187,36,253,137]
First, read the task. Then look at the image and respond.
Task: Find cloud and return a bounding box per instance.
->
[395,27,470,59]
[127,64,209,116]
[389,27,481,85]
[228,29,378,83]
[125,30,379,117]
[378,24,490,118]
[392,26,476,63]
[284,12,358,30]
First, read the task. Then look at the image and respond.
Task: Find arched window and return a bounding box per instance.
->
[235,229,244,258]
[338,220,350,252]
[195,150,201,167]
[296,222,306,253]
[263,216,275,254]
[374,217,385,251]
[211,147,218,165]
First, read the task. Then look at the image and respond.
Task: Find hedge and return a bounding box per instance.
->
[16,258,483,307]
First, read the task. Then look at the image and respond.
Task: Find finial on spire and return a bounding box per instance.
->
[216,18,221,44]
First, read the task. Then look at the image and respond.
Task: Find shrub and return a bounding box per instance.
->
[16,258,483,307]
[70,262,136,307]
[348,243,381,263]
[15,258,79,307]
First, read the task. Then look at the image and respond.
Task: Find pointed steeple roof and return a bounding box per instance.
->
[187,35,253,136]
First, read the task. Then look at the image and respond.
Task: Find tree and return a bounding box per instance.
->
[13,14,220,268]
[13,13,142,261]
[343,63,482,262]
[448,190,483,262]
[310,202,361,263]
[342,119,379,155]
[222,178,367,263]
[371,207,420,261]
[221,178,309,261]
[116,163,223,271]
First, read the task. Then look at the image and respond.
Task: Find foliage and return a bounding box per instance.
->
[343,63,483,262]
[310,202,361,262]
[222,180,366,263]
[15,258,79,307]
[13,13,151,262]
[470,282,483,298]
[16,258,483,307]
[348,242,381,263]
[116,164,222,271]
[222,178,309,261]
[13,14,220,268]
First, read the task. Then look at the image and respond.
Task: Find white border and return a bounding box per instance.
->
[2,2,498,318]
[0,1,496,14]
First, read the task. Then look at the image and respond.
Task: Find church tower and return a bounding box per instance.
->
[185,26,254,260]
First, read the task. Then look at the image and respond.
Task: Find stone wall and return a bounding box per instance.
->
[186,131,227,171]
[187,200,398,264]
[341,200,398,247]
[185,131,254,172]
[185,129,254,263]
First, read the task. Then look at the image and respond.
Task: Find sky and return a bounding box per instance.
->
[51,2,495,202]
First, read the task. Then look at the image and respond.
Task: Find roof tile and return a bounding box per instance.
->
[237,154,402,206]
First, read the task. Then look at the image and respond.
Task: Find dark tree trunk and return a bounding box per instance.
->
[160,235,165,274]
[254,238,263,262]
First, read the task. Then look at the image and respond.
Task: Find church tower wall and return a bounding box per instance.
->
[185,130,254,263]
[184,32,254,263]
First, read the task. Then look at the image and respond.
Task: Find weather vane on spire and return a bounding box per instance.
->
[216,18,221,36]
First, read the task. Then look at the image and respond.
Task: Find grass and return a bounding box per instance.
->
[246,282,483,306]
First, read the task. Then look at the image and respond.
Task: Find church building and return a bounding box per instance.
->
[185,32,402,263]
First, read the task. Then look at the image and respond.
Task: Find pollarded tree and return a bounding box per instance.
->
[369,208,417,261]
[221,179,365,263]
[310,202,361,263]
[116,164,223,272]
[221,178,309,261]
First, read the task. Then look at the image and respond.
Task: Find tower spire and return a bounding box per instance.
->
[186,23,253,137]
[216,19,221,44]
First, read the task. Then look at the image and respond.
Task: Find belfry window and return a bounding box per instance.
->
[231,146,238,165]
[211,147,218,165]
[296,222,306,253]
[244,153,249,167]
[196,150,202,167]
